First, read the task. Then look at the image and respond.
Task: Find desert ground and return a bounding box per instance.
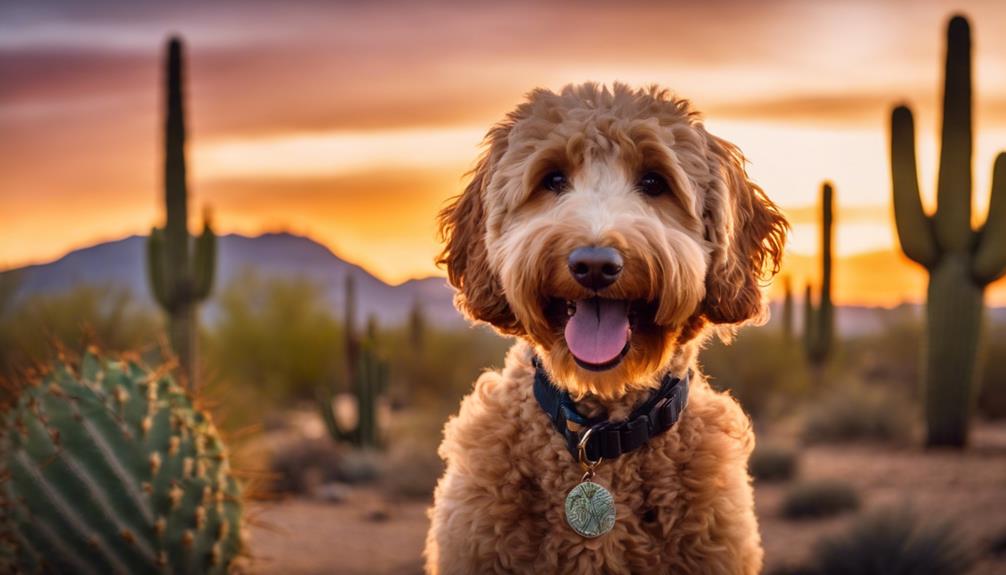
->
[247,423,1006,575]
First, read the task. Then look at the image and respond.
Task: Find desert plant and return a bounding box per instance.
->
[801,384,914,445]
[804,182,834,366]
[318,336,389,450]
[749,443,798,483]
[205,273,342,403]
[890,15,1006,447]
[780,276,795,343]
[0,286,161,384]
[0,351,243,573]
[147,36,216,391]
[780,480,859,520]
[805,507,973,574]
[703,329,809,418]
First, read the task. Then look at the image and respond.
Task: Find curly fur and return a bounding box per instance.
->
[427,83,788,574]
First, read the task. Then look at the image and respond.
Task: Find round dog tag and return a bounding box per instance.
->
[564,480,616,537]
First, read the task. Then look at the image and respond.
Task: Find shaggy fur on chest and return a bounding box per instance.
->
[424,342,762,575]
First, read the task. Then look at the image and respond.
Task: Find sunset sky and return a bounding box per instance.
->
[2,0,1005,305]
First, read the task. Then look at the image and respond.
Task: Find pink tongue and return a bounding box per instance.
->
[564,298,630,365]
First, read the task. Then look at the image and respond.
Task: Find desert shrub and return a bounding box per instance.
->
[765,566,816,575]
[702,330,810,419]
[205,272,344,403]
[801,383,915,445]
[381,440,444,499]
[0,283,161,383]
[269,437,345,494]
[750,443,798,483]
[843,307,922,397]
[804,507,973,575]
[378,322,511,420]
[780,480,859,520]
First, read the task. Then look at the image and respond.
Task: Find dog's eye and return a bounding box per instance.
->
[638,172,670,197]
[541,170,568,193]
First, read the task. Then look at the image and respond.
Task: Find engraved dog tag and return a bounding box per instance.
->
[564,480,616,537]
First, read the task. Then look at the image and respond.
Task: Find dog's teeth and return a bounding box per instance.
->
[566,300,576,317]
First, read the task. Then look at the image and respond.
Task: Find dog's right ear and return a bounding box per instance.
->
[436,127,523,335]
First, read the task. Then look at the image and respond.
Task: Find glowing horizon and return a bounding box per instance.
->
[2,0,1005,305]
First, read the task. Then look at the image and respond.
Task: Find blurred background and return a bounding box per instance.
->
[1,0,1005,573]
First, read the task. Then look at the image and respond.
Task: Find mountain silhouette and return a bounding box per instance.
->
[4,232,465,328]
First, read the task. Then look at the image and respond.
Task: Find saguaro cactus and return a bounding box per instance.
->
[891,15,1006,447]
[147,37,216,390]
[804,182,835,365]
[0,352,243,573]
[317,336,389,450]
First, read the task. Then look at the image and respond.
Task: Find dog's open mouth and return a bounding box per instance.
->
[546,297,650,371]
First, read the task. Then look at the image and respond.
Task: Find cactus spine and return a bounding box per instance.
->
[890,15,1006,447]
[0,352,243,573]
[147,37,216,390]
[804,182,835,365]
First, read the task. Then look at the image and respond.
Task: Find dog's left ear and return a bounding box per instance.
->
[700,132,788,325]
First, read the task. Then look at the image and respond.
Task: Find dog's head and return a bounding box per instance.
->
[438,84,787,397]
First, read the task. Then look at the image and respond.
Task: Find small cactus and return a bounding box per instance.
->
[780,276,795,343]
[147,36,216,390]
[890,15,1006,446]
[804,182,835,365]
[0,351,243,573]
[318,327,389,450]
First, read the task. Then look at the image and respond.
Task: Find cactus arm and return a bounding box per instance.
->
[192,222,216,301]
[935,15,974,251]
[974,152,1006,283]
[315,386,352,444]
[147,227,171,310]
[891,106,940,268]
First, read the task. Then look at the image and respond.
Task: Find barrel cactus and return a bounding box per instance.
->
[0,351,243,573]
[890,15,1006,447]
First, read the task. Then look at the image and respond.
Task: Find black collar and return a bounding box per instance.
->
[532,356,690,462]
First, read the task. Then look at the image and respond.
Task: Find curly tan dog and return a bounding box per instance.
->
[425,84,787,574]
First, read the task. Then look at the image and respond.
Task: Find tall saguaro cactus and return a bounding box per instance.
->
[891,15,1006,447]
[804,182,835,365]
[147,37,216,390]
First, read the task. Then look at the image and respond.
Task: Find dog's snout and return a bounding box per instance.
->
[567,246,623,291]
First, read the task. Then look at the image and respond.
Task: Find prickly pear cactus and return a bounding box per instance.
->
[0,351,243,574]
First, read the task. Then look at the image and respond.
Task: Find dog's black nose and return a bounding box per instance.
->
[568,246,623,291]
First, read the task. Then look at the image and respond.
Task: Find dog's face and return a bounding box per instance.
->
[439,84,786,398]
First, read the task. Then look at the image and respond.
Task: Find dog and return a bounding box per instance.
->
[425,83,787,574]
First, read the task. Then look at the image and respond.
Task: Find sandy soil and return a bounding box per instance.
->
[248,424,1006,574]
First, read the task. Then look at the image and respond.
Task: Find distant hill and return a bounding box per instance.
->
[5,233,1003,334]
[3,232,465,328]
